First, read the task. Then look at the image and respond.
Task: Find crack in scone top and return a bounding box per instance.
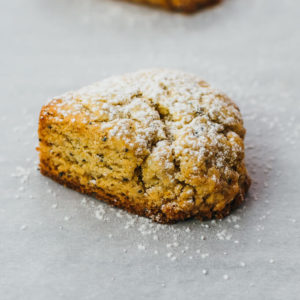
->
[49,69,245,183]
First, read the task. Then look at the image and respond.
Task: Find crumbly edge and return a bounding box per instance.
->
[39,154,251,224]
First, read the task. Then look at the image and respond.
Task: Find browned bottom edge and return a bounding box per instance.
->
[40,164,251,224]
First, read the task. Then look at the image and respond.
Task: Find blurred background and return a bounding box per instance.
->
[1,0,299,299]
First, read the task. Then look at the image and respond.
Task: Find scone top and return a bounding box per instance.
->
[48,69,245,150]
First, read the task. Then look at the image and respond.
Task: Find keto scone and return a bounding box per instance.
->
[126,0,220,12]
[38,69,251,223]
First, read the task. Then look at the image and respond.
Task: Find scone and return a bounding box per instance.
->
[126,0,220,12]
[38,69,251,223]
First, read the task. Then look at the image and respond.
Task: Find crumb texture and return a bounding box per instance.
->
[38,69,250,223]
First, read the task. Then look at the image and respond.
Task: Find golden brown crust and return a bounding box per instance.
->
[125,0,221,12]
[39,156,250,224]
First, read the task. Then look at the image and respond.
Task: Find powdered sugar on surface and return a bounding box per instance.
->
[1,95,299,296]
[2,0,300,297]
[5,68,299,288]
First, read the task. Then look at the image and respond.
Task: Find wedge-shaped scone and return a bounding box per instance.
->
[126,0,220,12]
[38,69,250,223]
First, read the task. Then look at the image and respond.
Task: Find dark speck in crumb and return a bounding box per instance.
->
[138,190,143,193]
[125,148,129,152]
[59,172,64,177]
[97,154,104,161]
[203,194,210,202]
[123,178,129,182]
[102,137,107,142]
[47,125,52,129]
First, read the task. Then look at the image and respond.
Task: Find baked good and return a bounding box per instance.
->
[38,69,251,223]
[126,0,220,12]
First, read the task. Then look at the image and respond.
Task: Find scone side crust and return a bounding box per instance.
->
[39,157,251,224]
